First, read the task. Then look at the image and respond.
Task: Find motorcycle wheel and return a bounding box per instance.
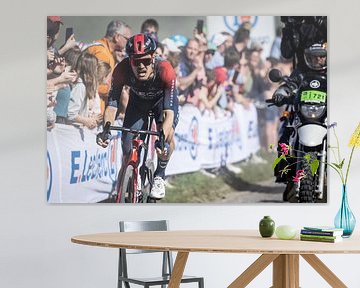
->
[283,182,295,202]
[299,153,317,203]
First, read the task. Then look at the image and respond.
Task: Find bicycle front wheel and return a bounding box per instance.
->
[144,159,156,203]
[116,165,136,203]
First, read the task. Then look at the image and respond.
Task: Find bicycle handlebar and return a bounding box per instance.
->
[103,121,165,150]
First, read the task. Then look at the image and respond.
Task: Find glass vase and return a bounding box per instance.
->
[334,185,356,237]
[259,216,275,237]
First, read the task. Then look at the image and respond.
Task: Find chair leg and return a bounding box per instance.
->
[199,278,204,288]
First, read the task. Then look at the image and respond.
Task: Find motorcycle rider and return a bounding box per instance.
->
[271,43,327,201]
[272,43,327,106]
[280,16,327,72]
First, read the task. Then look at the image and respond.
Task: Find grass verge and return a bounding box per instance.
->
[162,151,278,203]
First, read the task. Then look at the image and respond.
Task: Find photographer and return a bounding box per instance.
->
[280,16,327,72]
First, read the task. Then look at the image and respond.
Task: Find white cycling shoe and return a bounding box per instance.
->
[150,176,166,199]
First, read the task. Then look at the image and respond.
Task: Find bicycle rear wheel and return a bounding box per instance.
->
[116,165,136,203]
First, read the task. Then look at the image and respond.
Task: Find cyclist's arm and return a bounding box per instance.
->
[162,110,174,142]
[159,61,177,141]
[103,106,118,125]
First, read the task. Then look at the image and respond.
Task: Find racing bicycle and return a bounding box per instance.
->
[101,112,165,203]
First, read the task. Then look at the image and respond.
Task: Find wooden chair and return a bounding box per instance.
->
[118,220,204,288]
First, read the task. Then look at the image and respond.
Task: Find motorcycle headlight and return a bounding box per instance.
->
[300,104,326,119]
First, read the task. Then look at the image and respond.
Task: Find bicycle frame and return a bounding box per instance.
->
[102,113,164,203]
[118,136,144,203]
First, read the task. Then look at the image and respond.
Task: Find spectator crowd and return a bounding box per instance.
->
[47,16,292,151]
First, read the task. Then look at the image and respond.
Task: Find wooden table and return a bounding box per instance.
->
[71,230,360,288]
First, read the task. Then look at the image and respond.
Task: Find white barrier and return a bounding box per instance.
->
[47,123,123,203]
[168,104,260,174]
[47,103,259,203]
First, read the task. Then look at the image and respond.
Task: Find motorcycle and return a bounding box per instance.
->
[267,69,327,203]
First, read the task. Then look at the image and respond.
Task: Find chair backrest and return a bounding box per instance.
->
[119,220,169,254]
[118,220,173,286]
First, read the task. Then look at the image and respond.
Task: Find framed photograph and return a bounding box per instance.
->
[46,16,327,204]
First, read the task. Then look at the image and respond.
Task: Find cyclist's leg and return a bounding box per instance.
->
[122,102,149,155]
[153,97,179,177]
[117,102,148,199]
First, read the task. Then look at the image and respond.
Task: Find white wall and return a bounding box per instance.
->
[1,0,360,287]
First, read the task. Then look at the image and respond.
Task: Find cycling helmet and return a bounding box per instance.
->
[126,33,157,56]
[304,43,327,71]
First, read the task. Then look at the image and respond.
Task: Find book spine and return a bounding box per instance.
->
[300,236,338,243]
[300,234,338,240]
[300,230,337,237]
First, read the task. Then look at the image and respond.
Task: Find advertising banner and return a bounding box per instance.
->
[47,104,259,203]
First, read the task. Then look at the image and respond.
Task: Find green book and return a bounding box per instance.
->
[300,234,341,240]
[300,235,343,243]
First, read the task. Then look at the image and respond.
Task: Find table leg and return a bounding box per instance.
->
[228,254,279,288]
[168,251,189,288]
[301,254,347,288]
[272,254,299,288]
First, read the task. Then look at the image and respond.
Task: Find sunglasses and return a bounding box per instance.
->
[131,57,153,67]
[117,33,129,41]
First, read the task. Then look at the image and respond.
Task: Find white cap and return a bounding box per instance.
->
[161,38,181,53]
[211,33,227,47]
[250,41,263,51]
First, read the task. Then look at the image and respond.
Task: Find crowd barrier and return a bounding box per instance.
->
[47,103,260,203]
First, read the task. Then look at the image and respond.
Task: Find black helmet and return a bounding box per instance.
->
[126,33,157,56]
[304,43,327,71]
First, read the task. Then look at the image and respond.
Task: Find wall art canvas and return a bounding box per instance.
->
[46,16,327,203]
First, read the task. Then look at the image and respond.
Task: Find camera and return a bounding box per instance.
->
[281,16,304,25]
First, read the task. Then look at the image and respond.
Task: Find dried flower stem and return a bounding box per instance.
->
[345,124,360,185]
[331,126,345,184]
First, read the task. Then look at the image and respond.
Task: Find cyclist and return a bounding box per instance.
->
[97,33,179,199]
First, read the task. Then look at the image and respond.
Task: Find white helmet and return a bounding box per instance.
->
[304,43,327,71]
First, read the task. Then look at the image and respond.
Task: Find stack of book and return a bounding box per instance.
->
[300,226,344,243]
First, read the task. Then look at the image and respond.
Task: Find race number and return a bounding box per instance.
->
[300,90,327,103]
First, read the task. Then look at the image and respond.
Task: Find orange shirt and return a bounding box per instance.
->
[87,38,116,113]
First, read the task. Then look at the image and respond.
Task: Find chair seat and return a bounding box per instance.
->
[119,274,203,286]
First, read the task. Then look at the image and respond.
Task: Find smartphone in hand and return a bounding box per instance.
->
[65,27,74,42]
[196,19,204,34]
[232,70,240,84]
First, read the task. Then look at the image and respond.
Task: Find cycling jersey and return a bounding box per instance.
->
[108,56,179,156]
[108,57,178,113]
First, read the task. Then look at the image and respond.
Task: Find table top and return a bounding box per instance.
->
[71,230,360,254]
